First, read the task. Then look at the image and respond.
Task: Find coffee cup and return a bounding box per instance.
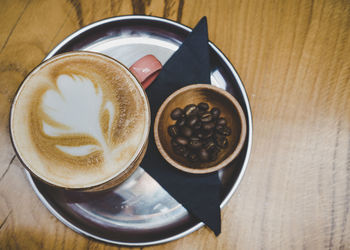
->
[9,51,161,191]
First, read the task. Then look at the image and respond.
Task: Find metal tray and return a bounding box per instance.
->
[26,15,252,246]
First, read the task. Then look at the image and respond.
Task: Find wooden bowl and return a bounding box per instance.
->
[154,84,247,174]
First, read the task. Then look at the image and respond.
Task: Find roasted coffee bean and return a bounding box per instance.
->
[221,127,231,136]
[201,138,210,145]
[174,145,186,155]
[168,125,179,137]
[181,126,193,137]
[214,131,225,140]
[210,108,221,119]
[188,137,202,149]
[184,104,196,111]
[202,122,215,131]
[176,118,186,127]
[204,140,216,152]
[188,152,199,162]
[175,136,189,146]
[200,112,213,122]
[202,130,213,139]
[174,145,189,157]
[216,124,225,132]
[198,109,206,116]
[171,108,183,120]
[217,118,227,126]
[216,125,231,136]
[196,131,204,139]
[215,136,228,148]
[210,142,220,152]
[186,115,198,127]
[184,104,198,116]
[199,148,209,162]
[193,121,202,130]
[198,102,209,110]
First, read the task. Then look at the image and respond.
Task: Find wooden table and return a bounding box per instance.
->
[1,0,349,249]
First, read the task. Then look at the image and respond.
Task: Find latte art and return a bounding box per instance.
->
[41,74,116,158]
[10,52,150,188]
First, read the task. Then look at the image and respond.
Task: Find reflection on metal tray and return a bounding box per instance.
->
[27,15,252,246]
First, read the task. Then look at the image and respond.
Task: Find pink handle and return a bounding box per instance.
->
[129,55,162,89]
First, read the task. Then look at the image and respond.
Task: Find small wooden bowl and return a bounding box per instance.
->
[154,84,247,174]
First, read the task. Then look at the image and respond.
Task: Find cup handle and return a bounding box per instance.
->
[129,55,162,89]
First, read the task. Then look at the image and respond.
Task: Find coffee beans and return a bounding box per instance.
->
[186,116,198,127]
[217,118,227,126]
[176,118,186,127]
[176,136,189,146]
[202,122,215,131]
[180,126,193,137]
[168,102,231,164]
[200,112,213,122]
[184,104,198,116]
[199,148,209,161]
[168,125,179,137]
[210,108,220,119]
[171,108,183,120]
[189,137,202,149]
[198,102,209,110]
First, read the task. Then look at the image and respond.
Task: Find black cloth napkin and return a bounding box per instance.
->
[141,17,221,236]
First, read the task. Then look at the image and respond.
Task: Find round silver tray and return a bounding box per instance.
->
[26,15,252,246]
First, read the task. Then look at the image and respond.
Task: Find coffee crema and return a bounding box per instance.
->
[10,52,150,188]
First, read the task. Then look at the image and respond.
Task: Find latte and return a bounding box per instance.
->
[10,52,150,189]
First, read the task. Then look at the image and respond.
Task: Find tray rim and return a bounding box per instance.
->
[27,15,253,246]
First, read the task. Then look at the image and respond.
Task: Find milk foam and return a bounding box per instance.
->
[10,52,150,188]
[41,74,113,158]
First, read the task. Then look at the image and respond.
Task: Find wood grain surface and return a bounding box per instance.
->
[1,0,350,249]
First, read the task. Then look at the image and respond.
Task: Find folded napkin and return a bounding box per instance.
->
[141,17,221,236]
